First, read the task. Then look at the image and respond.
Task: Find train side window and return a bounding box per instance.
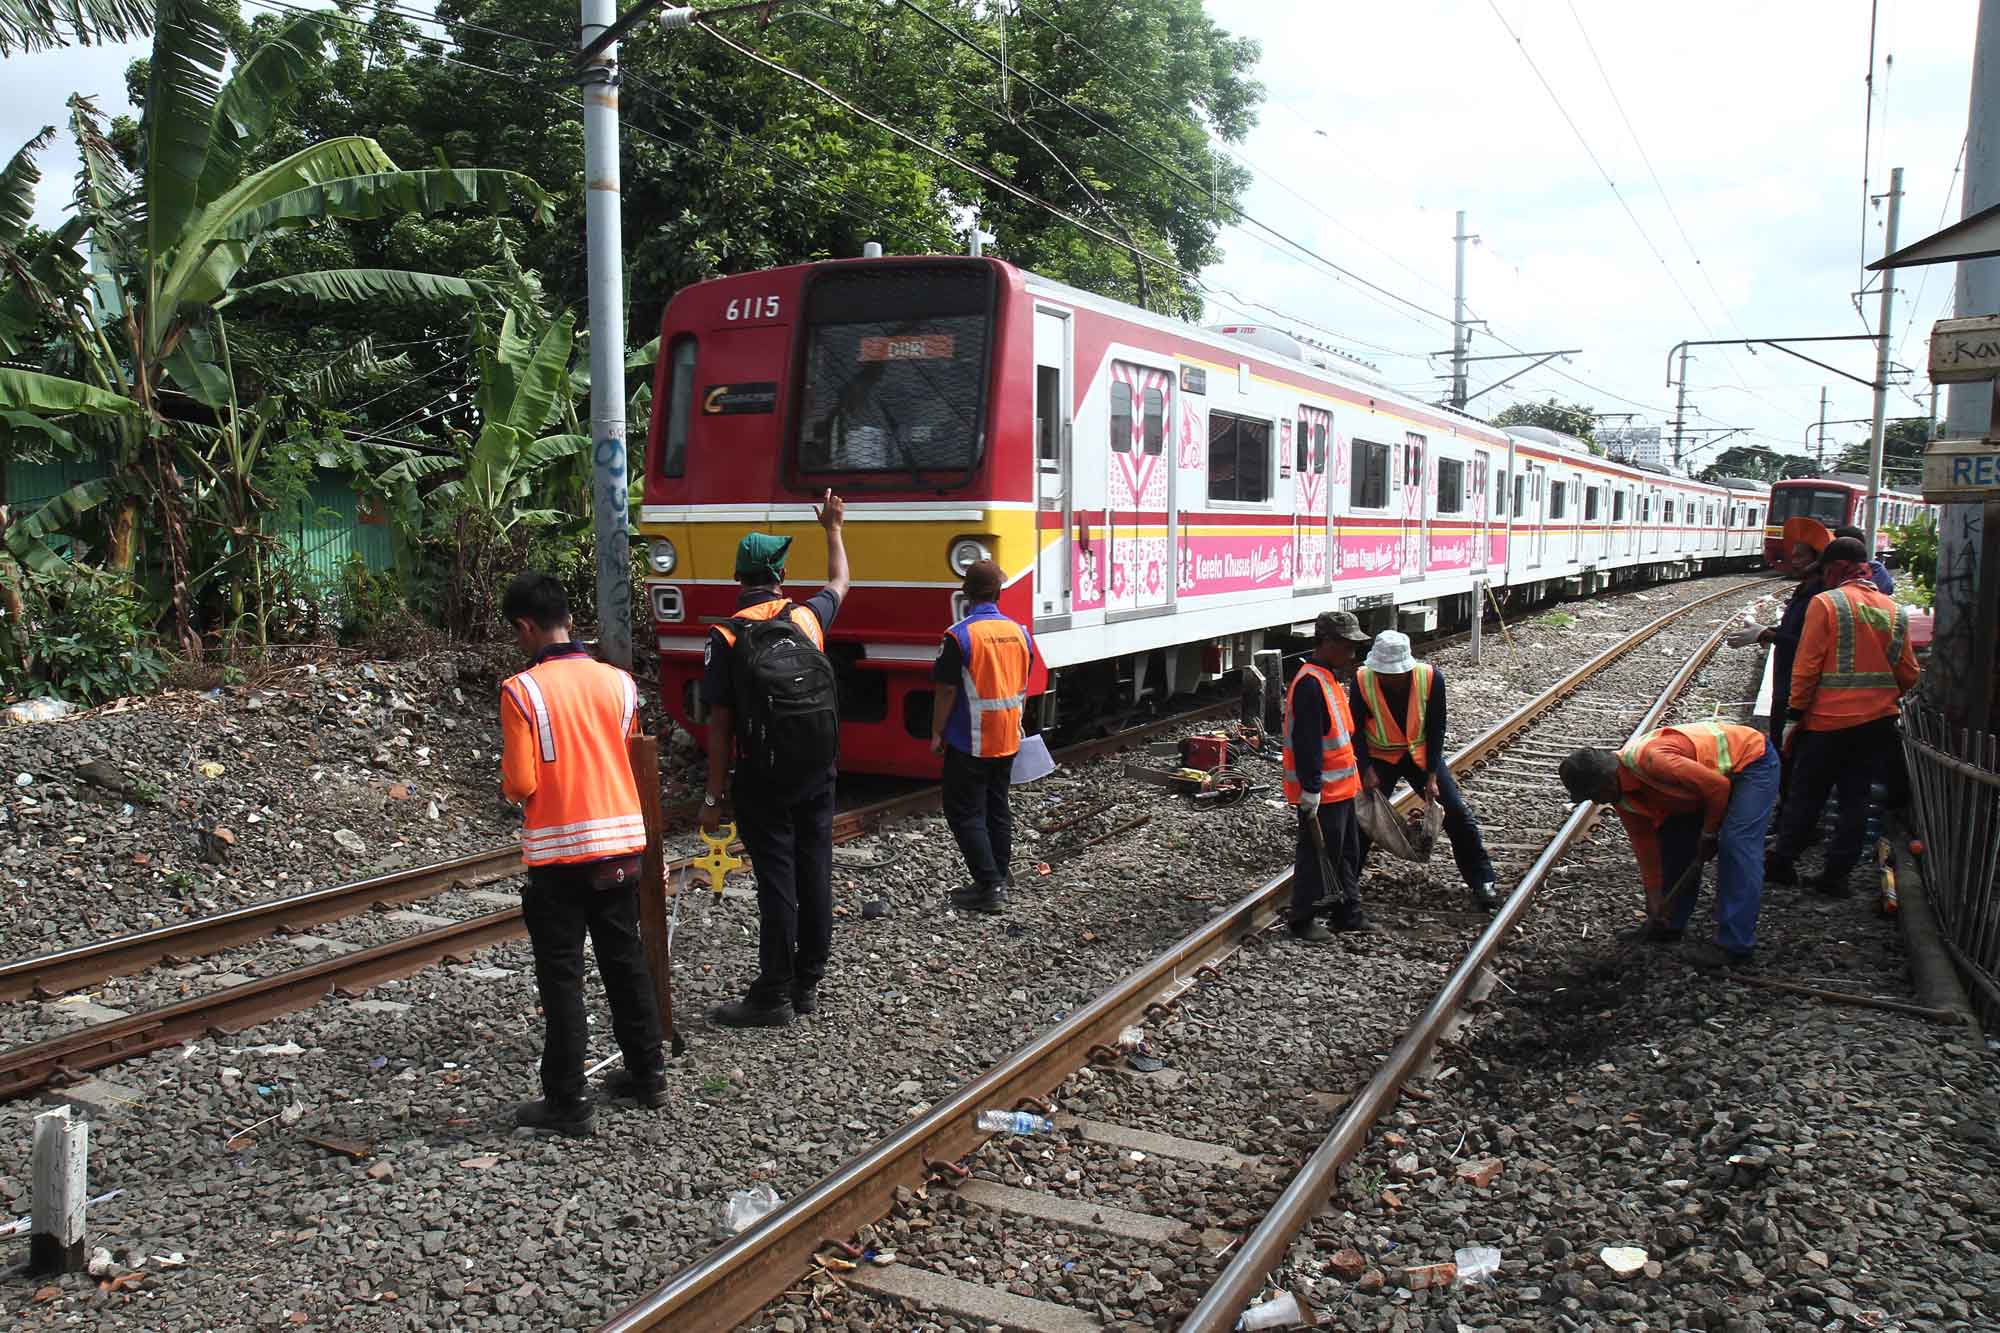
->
[1584,487,1600,521]
[1550,482,1567,520]
[1749,505,1760,527]
[1351,438,1390,508]
[1296,416,1310,473]
[1314,423,1328,471]
[1437,458,1465,513]
[1495,468,1508,515]
[1035,365,1062,467]
[1110,381,1133,454]
[1612,490,1626,521]
[1208,410,1272,503]
[1142,387,1165,456]
[660,335,697,477]
[1512,473,1525,517]
[1665,500,1676,523]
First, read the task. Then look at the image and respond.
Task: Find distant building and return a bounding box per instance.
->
[1597,426,1662,467]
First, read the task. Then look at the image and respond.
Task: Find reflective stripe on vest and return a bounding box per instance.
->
[1822,585,1909,691]
[505,657,647,867]
[515,672,557,763]
[1615,720,1736,810]
[1282,664,1360,804]
[944,606,1033,759]
[1357,662,1432,767]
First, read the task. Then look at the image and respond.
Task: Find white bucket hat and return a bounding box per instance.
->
[1364,630,1417,674]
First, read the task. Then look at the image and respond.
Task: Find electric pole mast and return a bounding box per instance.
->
[1451,211,1472,410]
[1670,343,1690,471]
[1816,386,1828,469]
[1863,166,1902,555]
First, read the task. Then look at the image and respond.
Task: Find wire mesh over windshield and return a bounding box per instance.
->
[796,263,995,479]
[1770,486,1851,524]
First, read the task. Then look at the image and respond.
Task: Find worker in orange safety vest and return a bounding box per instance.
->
[1283,611,1373,939]
[930,559,1037,915]
[1767,535,1919,897]
[499,573,667,1136]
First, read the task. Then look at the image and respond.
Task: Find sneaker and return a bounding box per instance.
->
[1763,856,1799,886]
[709,996,795,1029]
[1288,918,1333,942]
[1470,880,1501,911]
[514,1097,594,1136]
[952,884,1007,915]
[1682,939,1753,970]
[790,985,819,1016]
[1329,907,1380,935]
[604,1069,668,1109]
[1617,921,1685,946]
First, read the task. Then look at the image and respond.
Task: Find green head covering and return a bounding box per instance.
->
[735,531,792,586]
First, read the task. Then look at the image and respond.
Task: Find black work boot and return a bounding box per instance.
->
[790,984,820,1016]
[1288,916,1333,942]
[605,1067,669,1108]
[1470,880,1501,911]
[1810,867,1853,899]
[951,883,1007,914]
[514,1096,594,1136]
[710,995,795,1028]
[1329,903,1380,935]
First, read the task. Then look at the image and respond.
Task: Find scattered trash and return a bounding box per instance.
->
[237,1041,305,1057]
[4,697,78,725]
[861,898,890,920]
[152,1252,188,1269]
[976,1109,1054,1135]
[12,772,31,787]
[87,1246,116,1276]
[331,829,367,855]
[724,1183,780,1233]
[300,1134,374,1161]
[1389,1152,1421,1177]
[1397,1261,1457,1291]
[99,1272,144,1293]
[458,1156,501,1169]
[368,1055,388,1071]
[1127,1054,1167,1073]
[1236,1289,1303,1329]
[32,1285,60,1303]
[1600,1245,1648,1277]
[1454,1246,1502,1284]
[198,762,226,779]
[1116,1025,1146,1051]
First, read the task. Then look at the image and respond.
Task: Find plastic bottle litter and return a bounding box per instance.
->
[1454,1246,1503,1284]
[1117,1025,1147,1051]
[723,1183,779,1233]
[1236,1291,1303,1330]
[3,697,78,725]
[976,1109,1054,1135]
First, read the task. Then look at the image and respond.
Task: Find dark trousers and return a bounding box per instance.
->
[1357,757,1497,888]
[942,746,1016,887]
[737,782,835,1005]
[1293,798,1359,923]
[1772,717,1908,877]
[521,864,666,1104]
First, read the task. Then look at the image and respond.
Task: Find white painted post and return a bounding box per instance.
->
[30,1105,87,1274]
[1471,581,1484,666]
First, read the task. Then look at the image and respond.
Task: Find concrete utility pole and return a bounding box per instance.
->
[1452,211,1472,410]
[1864,166,1903,554]
[1670,343,1691,471]
[1816,386,1829,469]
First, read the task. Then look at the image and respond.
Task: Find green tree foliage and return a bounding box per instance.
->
[1491,398,1603,455]
[1831,417,1930,489]
[0,0,152,56]
[1698,444,1813,484]
[0,0,549,651]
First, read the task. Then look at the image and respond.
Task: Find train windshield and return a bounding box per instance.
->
[795,263,994,480]
[1770,485,1851,525]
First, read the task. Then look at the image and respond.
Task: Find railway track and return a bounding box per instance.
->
[594,576,1763,1332]
[0,699,1242,1102]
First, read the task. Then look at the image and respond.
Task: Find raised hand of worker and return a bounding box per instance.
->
[815,488,845,529]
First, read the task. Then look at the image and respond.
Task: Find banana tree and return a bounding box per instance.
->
[0,0,551,652]
[0,0,152,56]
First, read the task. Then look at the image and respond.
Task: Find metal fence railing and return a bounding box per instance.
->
[1901,699,2000,1026]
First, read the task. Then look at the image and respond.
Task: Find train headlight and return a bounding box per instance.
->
[648,539,678,575]
[947,538,991,576]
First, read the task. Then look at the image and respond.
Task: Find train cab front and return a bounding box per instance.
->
[638,255,1043,778]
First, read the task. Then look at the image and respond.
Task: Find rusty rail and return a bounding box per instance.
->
[1179,616,1736,1331]
[597,580,1763,1332]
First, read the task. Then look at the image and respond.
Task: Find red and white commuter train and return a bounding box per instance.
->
[637,254,1912,777]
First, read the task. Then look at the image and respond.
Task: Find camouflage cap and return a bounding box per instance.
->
[1314,610,1370,643]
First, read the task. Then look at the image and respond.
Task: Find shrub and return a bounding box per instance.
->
[0,569,169,704]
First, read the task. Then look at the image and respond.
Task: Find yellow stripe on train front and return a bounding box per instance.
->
[643,510,1039,585]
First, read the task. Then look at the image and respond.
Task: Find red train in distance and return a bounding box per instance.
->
[1762,475,1931,567]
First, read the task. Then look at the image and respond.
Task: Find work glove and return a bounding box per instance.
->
[1298,791,1322,815]
[1724,626,1765,649]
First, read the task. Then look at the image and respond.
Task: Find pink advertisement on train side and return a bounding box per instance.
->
[1178,533,1294,596]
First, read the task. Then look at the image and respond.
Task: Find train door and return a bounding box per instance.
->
[1400,431,1428,583]
[1106,359,1174,619]
[1649,487,1662,554]
[1293,405,1332,596]
[1528,463,1547,567]
[1568,469,1583,561]
[1033,309,1072,621]
[1470,452,1489,576]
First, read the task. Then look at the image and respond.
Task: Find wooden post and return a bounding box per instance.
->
[627,734,680,1055]
[30,1104,86,1275]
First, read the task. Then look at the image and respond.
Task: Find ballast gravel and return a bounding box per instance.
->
[0,575,1775,1330]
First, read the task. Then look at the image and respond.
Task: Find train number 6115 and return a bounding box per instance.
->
[725,296,781,321]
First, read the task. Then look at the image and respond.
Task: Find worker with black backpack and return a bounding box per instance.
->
[699,491,849,1028]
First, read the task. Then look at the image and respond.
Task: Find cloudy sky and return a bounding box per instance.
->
[1197,0,1981,472]
[3,1,1981,473]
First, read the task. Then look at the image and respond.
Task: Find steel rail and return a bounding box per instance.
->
[1180,616,1737,1331]
[596,579,1762,1332]
[0,847,526,1003]
[0,701,1240,1100]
